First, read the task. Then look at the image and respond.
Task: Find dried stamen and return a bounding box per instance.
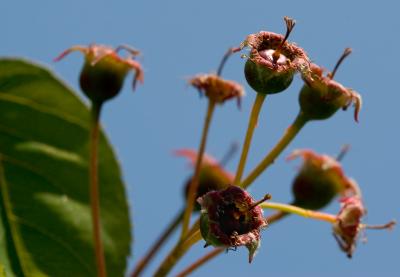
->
[248,194,272,211]
[364,220,396,230]
[328,47,352,79]
[272,16,296,63]
[217,47,237,76]
[115,44,141,57]
[336,144,351,162]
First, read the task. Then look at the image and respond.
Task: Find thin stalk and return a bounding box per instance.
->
[266,210,289,223]
[363,221,396,230]
[260,202,336,223]
[233,93,266,185]
[89,103,107,277]
[240,112,308,189]
[154,230,202,277]
[181,101,216,238]
[131,209,184,277]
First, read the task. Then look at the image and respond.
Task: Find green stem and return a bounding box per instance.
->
[131,209,184,277]
[233,93,266,185]
[89,103,107,277]
[181,101,216,239]
[240,112,308,189]
[154,230,202,277]
[260,202,336,223]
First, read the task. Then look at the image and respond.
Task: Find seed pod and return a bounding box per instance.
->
[288,149,355,210]
[239,17,309,94]
[189,74,245,107]
[333,194,365,258]
[55,44,144,105]
[197,185,269,263]
[176,149,233,210]
[300,48,361,122]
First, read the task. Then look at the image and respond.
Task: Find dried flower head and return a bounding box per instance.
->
[287,149,357,209]
[333,195,366,258]
[239,17,309,94]
[189,74,245,106]
[332,181,395,258]
[300,48,362,122]
[175,149,233,210]
[198,185,270,262]
[55,44,144,104]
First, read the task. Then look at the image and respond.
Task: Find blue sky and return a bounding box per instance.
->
[2,0,399,276]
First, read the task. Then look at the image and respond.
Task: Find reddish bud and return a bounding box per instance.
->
[300,48,361,122]
[197,185,269,263]
[175,149,233,210]
[239,17,309,94]
[332,181,395,258]
[189,74,244,107]
[55,44,144,105]
[288,149,357,210]
[333,195,366,258]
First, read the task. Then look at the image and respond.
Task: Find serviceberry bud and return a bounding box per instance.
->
[333,195,366,258]
[55,44,144,105]
[197,185,269,263]
[189,74,244,107]
[287,149,356,210]
[239,17,309,94]
[176,149,233,210]
[332,181,395,258]
[300,48,361,121]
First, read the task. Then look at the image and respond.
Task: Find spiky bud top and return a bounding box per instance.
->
[239,17,309,94]
[189,74,245,106]
[175,149,233,210]
[55,44,144,105]
[300,48,361,122]
[288,149,357,210]
[197,185,269,262]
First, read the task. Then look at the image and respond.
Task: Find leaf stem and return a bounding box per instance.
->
[131,209,184,277]
[89,103,107,277]
[181,101,216,239]
[234,93,266,185]
[240,112,308,189]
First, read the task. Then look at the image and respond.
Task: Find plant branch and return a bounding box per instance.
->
[181,101,216,238]
[260,202,336,223]
[234,93,266,185]
[240,112,308,189]
[89,102,107,277]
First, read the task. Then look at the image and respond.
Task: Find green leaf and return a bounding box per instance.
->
[0,263,6,277]
[0,59,131,277]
